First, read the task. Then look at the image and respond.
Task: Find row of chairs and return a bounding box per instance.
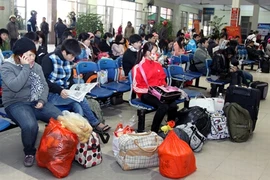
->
[237,48,256,70]
[170,54,207,90]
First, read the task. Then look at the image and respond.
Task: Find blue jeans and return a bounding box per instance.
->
[5,101,62,155]
[242,70,253,85]
[48,93,100,126]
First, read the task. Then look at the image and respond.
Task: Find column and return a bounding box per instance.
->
[230,0,240,26]
[251,4,259,31]
[47,0,57,44]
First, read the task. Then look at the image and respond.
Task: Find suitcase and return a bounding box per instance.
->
[261,58,270,73]
[225,85,260,131]
[250,81,268,100]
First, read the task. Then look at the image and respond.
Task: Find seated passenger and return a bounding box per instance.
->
[122,34,142,76]
[132,42,177,133]
[98,32,113,56]
[193,38,211,75]
[76,32,92,61]
[0,38,62,167]
[41,39,111,132]
[246,39,262,72]
[0,28,10,51]
[185,34,200,53]
[173,37,186,56]
[111,34,125,59]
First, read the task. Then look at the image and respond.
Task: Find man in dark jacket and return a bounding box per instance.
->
[207,35,219,58]
[246,39,262,72]
[40,17,49,49]
[54,18,67,46]
[27,10,37,32]
[122,34,142,76]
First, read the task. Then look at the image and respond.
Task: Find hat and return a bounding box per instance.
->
[184,33,190,39]
[9,15,16,20]
[162,20,168,26]
[0,28,9,35]
[12,38,36,55]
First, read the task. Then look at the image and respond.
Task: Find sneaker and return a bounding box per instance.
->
[256,68,262,73]
[24,155,35,167]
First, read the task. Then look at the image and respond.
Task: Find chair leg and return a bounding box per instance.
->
[137,109,146,132]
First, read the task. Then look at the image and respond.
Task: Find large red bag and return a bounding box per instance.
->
[158,130,196,179]
[36,118,78,178]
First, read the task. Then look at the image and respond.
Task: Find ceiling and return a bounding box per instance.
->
[159,0,270,6]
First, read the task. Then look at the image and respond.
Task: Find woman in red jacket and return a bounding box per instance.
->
[132,42,178,133]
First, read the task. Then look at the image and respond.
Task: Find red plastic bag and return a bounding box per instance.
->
[36,118,78,178]
[158,130,196,179]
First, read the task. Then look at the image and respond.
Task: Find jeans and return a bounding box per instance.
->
[242,70,253,85]
[141,93,178,133]
[48,93,100,126]
[5,101,62,155]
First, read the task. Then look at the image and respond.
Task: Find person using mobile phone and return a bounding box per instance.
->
[0,38,62,167]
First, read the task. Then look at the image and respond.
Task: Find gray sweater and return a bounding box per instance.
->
[194,44,211,71]
[0,57,49,107]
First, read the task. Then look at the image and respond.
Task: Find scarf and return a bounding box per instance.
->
[29,71,44,101]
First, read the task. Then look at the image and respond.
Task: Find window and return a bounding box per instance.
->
[188,13,194,31]
[160,7,173,21]
[181,11,188,29]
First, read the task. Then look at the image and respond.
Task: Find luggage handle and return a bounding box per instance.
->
[134,136,160,153]
[232,88,251,96]
[194,94,207,99]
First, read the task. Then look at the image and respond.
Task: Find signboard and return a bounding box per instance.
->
[203,8,215,15]
[226,26,242,43]
[230,8,240,27]
[257,23,270,36]
[194,20,200,34]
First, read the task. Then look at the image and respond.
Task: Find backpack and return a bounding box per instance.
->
[87,98,105,124]
[224,103,253,142]
[176,106,211,137]
[176,123,206,152]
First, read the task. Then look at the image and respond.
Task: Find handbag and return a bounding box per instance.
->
[189,95,215,113]
[97,52,110,60]
[115,131,163,170]
[75,132,102,168]
[207,112,229,140]
[138,64,181,103]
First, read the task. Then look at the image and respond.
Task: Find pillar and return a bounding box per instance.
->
[251,4,259,31]
[47,0,57,44]
[230,0,240,26]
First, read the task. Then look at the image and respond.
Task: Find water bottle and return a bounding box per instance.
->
[215,93,225,112]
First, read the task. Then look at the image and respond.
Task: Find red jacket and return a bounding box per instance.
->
[132,57,167,98]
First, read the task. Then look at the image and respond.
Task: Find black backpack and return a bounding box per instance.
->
[175,106,211,137]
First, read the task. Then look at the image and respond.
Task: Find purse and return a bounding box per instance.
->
[115,131,163,170]
[75,132,102,168]
[189,95,215,113]
[138,64,181,103]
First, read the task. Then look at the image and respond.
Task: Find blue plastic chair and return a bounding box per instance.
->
[168,65,195,84]
[76,61,115,98]
[2,50,13,59]
[170,56,181,65]
[115,56,129,85]
[98,58,130,93]
[0,119,10,131]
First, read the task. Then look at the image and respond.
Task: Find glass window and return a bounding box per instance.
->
[97,6,105,15]
[114,0,122,8]
[15,0,26,7]
[106,0,114,6]
[160,7,173,21]
[97,0,105,6]
[188,13,194,31]
[136,3,143,11]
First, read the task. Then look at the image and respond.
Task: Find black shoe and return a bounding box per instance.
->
[24,155,35,167]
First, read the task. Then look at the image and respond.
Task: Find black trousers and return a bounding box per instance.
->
[10,38,18,49]
[141,93,178,133]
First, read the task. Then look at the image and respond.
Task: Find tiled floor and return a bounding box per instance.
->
[0,45,270,179]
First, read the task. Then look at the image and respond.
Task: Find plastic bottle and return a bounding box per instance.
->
[215,93,225,112]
